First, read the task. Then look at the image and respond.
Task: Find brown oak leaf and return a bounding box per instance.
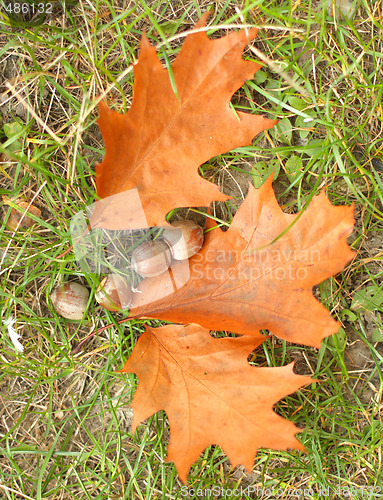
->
[120,323,313,482]
[91,14,276,230]
[2,196,42,230]
[129,178,355,348]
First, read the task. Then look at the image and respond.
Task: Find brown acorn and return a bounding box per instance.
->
[131,240,171,277]
[161,220,204,260]
[95,274,133,311]
[51,282,89,320]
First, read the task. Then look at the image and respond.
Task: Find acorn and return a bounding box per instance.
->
[131,240,171,278]
[95,274,133,311]
[161,220,204,260]
[51,282,89,320]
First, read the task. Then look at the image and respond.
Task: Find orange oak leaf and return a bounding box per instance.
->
[91,14,276,230]
[120,323,313,483]
[129,178,355,348]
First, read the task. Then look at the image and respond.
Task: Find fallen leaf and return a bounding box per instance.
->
[120,323,313,482]
[91,14,276,230]
[129,178,355,348]
[3,197,41,230]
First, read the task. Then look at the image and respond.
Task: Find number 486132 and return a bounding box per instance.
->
[4,2,53,15]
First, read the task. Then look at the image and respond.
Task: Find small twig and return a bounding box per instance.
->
[248,44,310,97]
[72,316,135,355]
[0,482,35,500]
[160,23,304,48]
[56,245,74,259]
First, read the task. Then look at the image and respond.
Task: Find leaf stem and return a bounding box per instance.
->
[72,316,136,355]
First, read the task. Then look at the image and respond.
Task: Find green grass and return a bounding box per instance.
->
[1,0,383,498]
